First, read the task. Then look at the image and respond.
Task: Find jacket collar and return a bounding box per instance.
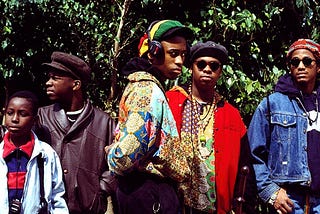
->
[52,101,93,136]
[2,132,35,158]
[128,71,166,94]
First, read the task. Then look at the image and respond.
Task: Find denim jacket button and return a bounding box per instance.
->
[304,146,307,151]
[283,120,288,125]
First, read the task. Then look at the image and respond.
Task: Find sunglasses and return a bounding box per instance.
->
[195,60,221,71]
[289,57,316,68]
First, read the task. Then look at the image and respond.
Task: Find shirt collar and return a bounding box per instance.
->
[2,132,35,158]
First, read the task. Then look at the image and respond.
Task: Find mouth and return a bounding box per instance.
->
[169,68,182,78]
[46,90,54,95]
[7,126,20,132]
[296,73,308,79]
[174,68,182,73]
[200,76,213,81]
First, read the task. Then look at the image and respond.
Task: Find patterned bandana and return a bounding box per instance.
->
[287,39,320,59]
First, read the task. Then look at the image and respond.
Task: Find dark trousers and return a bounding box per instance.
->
[116,172,180,214]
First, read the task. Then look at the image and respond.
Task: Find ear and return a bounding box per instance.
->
[148,51,165,66]
[147,52,155,61]
[73,80,81,90]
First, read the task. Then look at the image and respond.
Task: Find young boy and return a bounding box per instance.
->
[0,90,68,213]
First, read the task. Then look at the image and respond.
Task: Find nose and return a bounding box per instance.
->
[12,113,19,123]
[297,60,305,69]
[202,65,212,73]
[175,55,184,66]
[46,78,53,86]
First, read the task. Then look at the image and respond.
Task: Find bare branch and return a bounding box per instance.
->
[110,0,132,100]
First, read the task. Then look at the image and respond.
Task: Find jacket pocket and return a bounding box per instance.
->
[270,113,297,176]
[271,113,296,142]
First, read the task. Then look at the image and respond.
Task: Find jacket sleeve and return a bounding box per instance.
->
[50,149,69,214]
[100,114,116,192]
[107,110,159,171]
[91,114,117,213]
[247,98,280,202]
[105,115,116,147]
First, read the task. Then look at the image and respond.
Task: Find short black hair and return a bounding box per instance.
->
[7,90,39,116]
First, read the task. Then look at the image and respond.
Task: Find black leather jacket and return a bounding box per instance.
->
[37,101,116,213]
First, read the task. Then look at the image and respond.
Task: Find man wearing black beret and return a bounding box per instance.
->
[36,51,116,214]
[166,41,256,213]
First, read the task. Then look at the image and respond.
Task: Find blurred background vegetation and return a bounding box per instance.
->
[1,0,320,125]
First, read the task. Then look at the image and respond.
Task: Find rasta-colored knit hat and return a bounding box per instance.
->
[138,20,194,57]
[286,39,320,60]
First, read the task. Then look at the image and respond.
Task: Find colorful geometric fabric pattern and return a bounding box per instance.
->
[179,98,217,213]
[108,71,190,182]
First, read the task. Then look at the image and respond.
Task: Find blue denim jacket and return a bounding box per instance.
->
[248,92,311,202]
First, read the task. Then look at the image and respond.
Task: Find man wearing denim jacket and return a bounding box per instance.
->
[248,39,320,214]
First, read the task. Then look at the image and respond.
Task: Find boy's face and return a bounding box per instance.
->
[5,97,35,139]
[150,35,188,80]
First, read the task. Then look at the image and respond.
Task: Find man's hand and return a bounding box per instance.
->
[273,188,294,214]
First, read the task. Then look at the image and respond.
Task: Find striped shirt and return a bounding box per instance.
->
[2,132,34,202]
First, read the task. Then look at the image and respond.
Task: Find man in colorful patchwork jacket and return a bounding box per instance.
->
[166,41,255,214]
[107,20,194,214]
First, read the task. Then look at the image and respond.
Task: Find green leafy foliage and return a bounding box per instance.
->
[1,0,319,124]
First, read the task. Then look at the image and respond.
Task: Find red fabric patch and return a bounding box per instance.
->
[7,171,26,189]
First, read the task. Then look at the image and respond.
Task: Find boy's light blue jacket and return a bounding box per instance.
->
[0,131,69,213]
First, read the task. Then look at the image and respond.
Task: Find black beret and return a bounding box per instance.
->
[190,41,228,65]
[42,51,91,84]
